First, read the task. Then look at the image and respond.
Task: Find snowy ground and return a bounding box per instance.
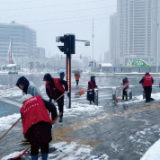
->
[0,103,108,160]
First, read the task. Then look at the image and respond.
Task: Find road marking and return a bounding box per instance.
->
[0,97,21,107]
[51,103,160,157]
[0,110,7,114]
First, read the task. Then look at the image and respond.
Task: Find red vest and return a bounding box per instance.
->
[123,79,129,91]
[142,75,153,87]
[87,80,96,91]
[46,78,65,96]
[20,95,52,136]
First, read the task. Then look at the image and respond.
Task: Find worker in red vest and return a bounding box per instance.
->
[20,94,57,160]
[139,72,154,102]
[87,76,98,104]
[74,73,80,86]
[121,77,129,101]
[43,73,68,122]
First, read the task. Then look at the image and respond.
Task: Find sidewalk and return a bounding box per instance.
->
[1,99,160,160]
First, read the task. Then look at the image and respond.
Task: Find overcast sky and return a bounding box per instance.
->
[0,0,117,61]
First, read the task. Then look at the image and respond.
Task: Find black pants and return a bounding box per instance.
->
[31,143,49,155]
[76,80,79,86]
[50,90,64,118]
[122,90,128,101]
[87,91,94,104]
[26,122,52,155]
[143,86,152,101]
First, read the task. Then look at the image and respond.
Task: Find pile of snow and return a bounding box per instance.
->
[141,139,160,160]
[64,103,103,117]
[0,113,20,132]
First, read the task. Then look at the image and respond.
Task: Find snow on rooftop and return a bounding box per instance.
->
[99,63,113,67]
[6,64,17,67]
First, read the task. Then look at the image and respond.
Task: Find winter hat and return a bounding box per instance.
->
[21,94,33,104]
[43,73,53,82]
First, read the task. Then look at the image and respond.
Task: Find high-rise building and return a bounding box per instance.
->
[0,21,36,63]
[116,0,160,66]
[104,51,110,63]
[109,13,117,66]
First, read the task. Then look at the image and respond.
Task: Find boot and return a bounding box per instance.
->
[42,154,48,160]
[59,117,63,123]
[122,96,124,101]
[20,139,30,144]
[31,155,38,160]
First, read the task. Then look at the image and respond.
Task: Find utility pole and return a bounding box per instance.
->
[92,20,94,61]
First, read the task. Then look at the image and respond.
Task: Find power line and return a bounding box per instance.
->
[0,0,42,5]
[2,5,116,18]
[21,12,113,24]
[0,0,114,12]
[25,16,110,26]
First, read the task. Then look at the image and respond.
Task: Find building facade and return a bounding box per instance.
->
[109,13,117,66]
[0,21,36,64]
[111,0,160,66]
[104,51,110,63]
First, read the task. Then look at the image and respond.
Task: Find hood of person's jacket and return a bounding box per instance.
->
[43,73,53,82]
[91,76,95,82]
[145,72,150,76]
[16,76,29,94]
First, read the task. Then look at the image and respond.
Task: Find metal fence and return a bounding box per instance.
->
[99,66,160,73]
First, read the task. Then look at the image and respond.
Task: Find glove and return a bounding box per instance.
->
[67,92,70,97]
[51,119,56,125]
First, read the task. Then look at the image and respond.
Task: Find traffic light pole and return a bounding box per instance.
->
[56,34,90,109]
[66,54,71,108]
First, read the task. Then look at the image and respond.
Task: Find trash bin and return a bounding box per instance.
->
[94,89,98,106]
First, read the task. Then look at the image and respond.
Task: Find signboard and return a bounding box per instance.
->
[132,60,148,67]
[89,61,93,67]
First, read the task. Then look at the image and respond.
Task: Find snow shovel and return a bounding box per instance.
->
[75,90,85,97]
[115,85,122,103]
[9,113,62,160]
[0,93,65,141]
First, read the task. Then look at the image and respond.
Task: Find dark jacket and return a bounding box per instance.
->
[16,76,41,96]
[43,73,68,101]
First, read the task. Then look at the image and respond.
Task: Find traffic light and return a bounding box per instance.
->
[56,34,75,54]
